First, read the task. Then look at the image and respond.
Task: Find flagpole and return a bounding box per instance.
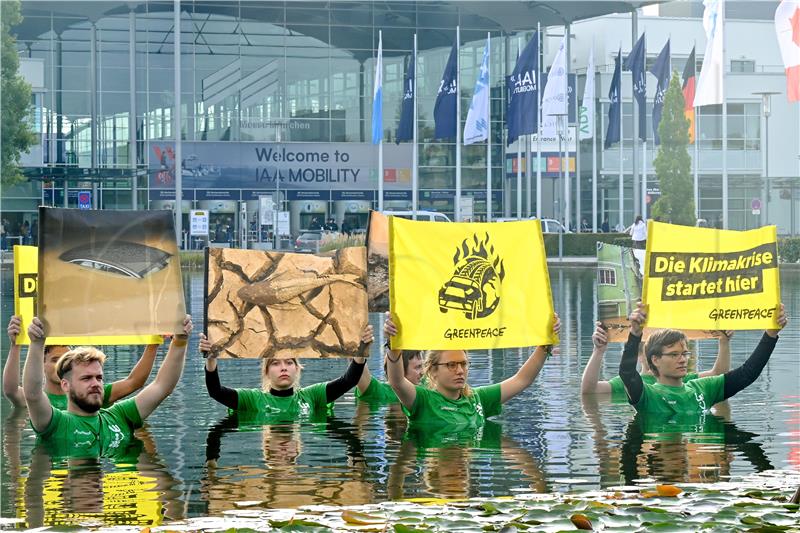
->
[377,30,384,212]
[455,25,462,222]
[565,24,572,233]
[693,42,699,218]
[486,32,492,222]
[631,12,640,219]
[591,45,598,233]
[721,2,728,229]
[642,140,647,219]
[618,48,624,231]
[536,23,542,220]
[413,33,418,219]
[517,36,523,220]
[526,133,531,217]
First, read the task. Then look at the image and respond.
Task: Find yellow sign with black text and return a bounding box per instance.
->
[388,218,556,350]
[642,221,781,330]
[13,245,162,345]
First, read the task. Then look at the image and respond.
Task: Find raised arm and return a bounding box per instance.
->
[3,316,26,407]
[200,334,238,410]
[722,304,786,400]
[384,315,416,410]
[22,318,52,432]
[134,315,192,420]
[325,325,372,403]
[356,324,375,394]
[107,343,160,404]
[700,330,733,377]
[581,322,613,394]
[500,313,561,404]
[619,302,646,405]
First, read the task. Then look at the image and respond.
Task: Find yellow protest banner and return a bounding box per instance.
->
[388,218,556,350]
[642,221,781,330]
[13,245,162,346]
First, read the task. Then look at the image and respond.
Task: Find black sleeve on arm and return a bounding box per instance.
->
[722,333,777,400]
[325,360,366,403]
[205,367,239,410]
[619,333,644,406]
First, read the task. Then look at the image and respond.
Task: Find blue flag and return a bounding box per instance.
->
[650,39,671,145]
[604,50,622,149]
[371,34,383,145]
[624,33,647,142]
[433,43,458,139]
[506,33,539,146]
[396,53,415,143]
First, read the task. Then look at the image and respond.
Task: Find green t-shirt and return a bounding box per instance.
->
[633,375,725,416]
[355,377,399,404]
[34,397,143,459]
[608,372,700,397]
[46,383,114,411]
[235,383,329,422]
[406,384,502,430]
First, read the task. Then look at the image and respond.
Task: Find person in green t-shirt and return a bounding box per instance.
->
[355,348,424,404]
[580,319,733,396]
[382,313,560,430]
[200,325,374,422]
[618,302,787,416]
[3,315,161,410]
[22,315,194,456]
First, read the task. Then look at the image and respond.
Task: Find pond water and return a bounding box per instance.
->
[1,267,798,528]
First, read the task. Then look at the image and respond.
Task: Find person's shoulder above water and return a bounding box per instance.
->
[356,377,399,404]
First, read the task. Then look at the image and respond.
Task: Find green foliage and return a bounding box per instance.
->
[651,72,695,226]
[778,236,800,263]
[1,0,37,186]
[543,233,630,256]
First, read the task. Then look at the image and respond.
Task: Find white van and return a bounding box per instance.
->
[494,217,570,233]
[381,210,452,222]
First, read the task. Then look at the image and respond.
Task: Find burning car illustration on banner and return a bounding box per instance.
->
[438,233,505,319]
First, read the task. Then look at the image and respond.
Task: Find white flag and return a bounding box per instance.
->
[541,35,568,136]
[464,38,490,145]
[580,48,595,140]
[695,0,725,106]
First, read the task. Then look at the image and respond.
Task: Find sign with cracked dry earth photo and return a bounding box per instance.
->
[205,247,368,358]
[366,210,390,312]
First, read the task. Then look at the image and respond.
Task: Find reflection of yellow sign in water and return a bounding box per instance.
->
[13,246,162,345]
[389,218,556,350]
[643,222,781,330]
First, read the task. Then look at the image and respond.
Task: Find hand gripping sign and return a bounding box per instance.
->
[642,221,781,331]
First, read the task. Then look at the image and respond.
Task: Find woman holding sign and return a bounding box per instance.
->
[382,314,560,430]
[618,302,787,414]
[200,326,373,421]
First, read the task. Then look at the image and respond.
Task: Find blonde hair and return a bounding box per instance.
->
[261,356,304,391]
[422,350,473,398]
[56,347,107,380]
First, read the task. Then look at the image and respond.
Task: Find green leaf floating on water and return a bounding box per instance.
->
[393,524,432,533]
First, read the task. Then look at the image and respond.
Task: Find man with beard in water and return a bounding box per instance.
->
[23,316,192,456]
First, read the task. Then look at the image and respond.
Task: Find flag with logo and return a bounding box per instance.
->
[506,33,539,145]
[624,33,647,141]
[371,33,383,145]
[541,35,568,137]
[464,37,490,145]
[605,50,622,149]
[396,52,416,143]
[388,218,556,350]
[434,42,459,139]
[13,245,162,345]
[682,47,697,143]
[642,221,781,331]
[579,48,595,140]
[775,0,800,102]
[650,39,671,145]
[695,0,725,106]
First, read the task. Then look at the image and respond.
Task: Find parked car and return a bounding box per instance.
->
[381,210,452,222]
[294,231,323,252]
[494,217,571,234]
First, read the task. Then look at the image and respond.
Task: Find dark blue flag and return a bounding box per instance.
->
[604,50,622,149]
[396,54,415,143]
[433,43,458,139]
[650,39,671,145]
[624,33,647,141]
[506,32,539,146]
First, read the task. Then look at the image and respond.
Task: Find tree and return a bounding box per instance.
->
[1,0,37,186]
[651,71,695,226]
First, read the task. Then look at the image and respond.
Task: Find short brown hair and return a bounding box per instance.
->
[383,350,423,376]
[644,329,688,376]
[56,347,107,380]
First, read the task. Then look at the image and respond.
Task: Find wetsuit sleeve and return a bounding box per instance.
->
[205,367,239,410]
[722,333,777,400]
[618,333,644,406]
[325,359,366,403]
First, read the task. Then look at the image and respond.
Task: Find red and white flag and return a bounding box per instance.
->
[776,0,800,102]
